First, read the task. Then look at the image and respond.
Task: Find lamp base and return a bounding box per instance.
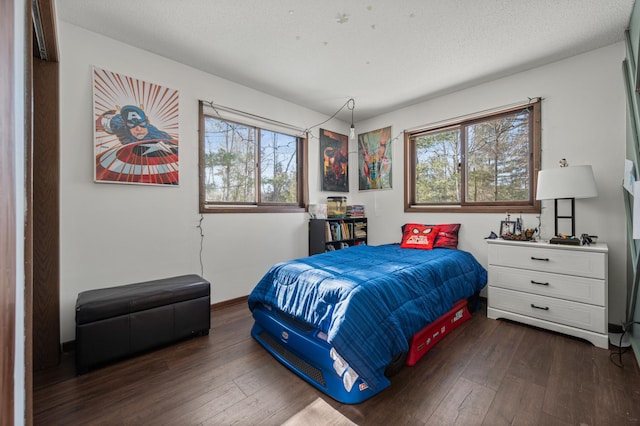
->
[549,237,581,245]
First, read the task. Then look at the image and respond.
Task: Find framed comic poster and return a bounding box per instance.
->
[358,126,392,190]
[93,67,179,185]
[320,128,349,192]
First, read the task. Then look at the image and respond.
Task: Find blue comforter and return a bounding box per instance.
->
[248,244,487,390]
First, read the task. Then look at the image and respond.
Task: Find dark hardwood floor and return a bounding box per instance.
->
[34,301,640,425]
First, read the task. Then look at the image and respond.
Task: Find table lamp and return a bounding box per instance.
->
[535,161,598,244]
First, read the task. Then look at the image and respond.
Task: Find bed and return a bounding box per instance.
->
[248,226,487,404]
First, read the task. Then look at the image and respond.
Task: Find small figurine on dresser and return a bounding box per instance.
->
[499,212,537,241]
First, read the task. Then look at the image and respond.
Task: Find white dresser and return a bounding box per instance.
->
[486,239,608,349]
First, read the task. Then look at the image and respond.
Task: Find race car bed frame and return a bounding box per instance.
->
[248,243,487,404]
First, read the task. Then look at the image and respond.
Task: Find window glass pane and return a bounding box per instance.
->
[405,99,540,212]
[414,129,461,203]
[203,116,256,203]
[465,111,530,202]
[260,130,297,203]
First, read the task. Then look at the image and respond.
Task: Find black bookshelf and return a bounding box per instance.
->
[308,218,367,255]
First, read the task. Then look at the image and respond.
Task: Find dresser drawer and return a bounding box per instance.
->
[488,265,605,305]
[488,287,606,333]
[488,243,605,279]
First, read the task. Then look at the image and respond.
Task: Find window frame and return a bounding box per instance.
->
[198,102,308,213]
[404,100,541,213]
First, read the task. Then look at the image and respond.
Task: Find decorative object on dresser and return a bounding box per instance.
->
[486,239,608,349]
[535,160,598,244]
[498,212,536,241]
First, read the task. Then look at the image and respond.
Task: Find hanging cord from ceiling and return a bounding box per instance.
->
[304,98,355,140]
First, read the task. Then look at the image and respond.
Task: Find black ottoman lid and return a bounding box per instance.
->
[76,274,210,325]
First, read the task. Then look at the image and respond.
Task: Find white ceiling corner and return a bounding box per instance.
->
[55,0,635,121]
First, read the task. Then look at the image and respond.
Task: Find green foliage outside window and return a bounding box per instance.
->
[406,100,540,213]
[200,113,304,212]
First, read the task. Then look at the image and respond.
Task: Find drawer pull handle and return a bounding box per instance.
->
[531,304,549,311]
[531,280,549,286]
[531,256,549,261]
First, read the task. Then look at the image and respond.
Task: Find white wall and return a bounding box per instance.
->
[58,22,348,342]
[354,42,627,326]
[59,21,627,342]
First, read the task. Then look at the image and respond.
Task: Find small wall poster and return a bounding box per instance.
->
[624,159,635,194]
[358,126,392,190]
[320,128,349,192]
[93,67,180,185]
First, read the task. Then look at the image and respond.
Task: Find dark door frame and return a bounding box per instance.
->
[1,0,59,424]
[0,0,19,421]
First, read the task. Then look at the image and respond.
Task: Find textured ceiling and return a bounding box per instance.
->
[55,0,635,121]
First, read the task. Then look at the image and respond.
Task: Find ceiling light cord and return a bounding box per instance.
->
[348,99,356,140]
[304,97,356,138]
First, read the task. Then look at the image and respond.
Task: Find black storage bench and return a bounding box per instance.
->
[75,274,210,374]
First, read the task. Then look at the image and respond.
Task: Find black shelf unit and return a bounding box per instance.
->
[308,218,367,255]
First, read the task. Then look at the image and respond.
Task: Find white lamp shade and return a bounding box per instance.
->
[536,165,598,200]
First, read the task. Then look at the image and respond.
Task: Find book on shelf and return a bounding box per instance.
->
[347,205,365,217]
[340,221,351,239]
[319,217,363,244]
[325,220,353,241]
[330,223,340,241]
[354,222,366,238]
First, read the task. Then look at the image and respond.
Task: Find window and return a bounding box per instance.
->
[404,100,541,213]
[199,102,307,213]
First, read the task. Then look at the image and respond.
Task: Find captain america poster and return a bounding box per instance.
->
[93,67,179,185]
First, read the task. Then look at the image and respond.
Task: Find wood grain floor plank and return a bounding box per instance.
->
[426,376,496,426]
[591,345,640,425]
[504,322,560,388]
[461,318,524,391]
[32,301,640,426]
[141,379,247,425]
[355,309,497,425]
[119,349,258,424]
[542,336,598,425]
[207,365,320,425]
[481,373,545,426]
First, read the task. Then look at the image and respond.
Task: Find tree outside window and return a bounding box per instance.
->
[199,107,306,213]
[405,100,541,213]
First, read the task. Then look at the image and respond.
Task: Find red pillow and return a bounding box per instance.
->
[434,223,461,249]
[400,224,440,250]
